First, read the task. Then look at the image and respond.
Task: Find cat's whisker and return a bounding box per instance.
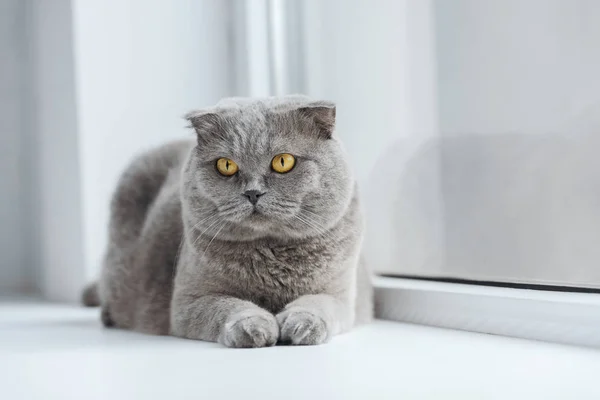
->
[300,207,328,221]
[296,213,341,242]
[186,217,211,236]
[294,216,332,241]
[191,216,224,248]
[294,214,335,241]
[275,199,296,207]
[193,214,222,236]
[300,210,332,228]
[203,222,228,257]
[292,215,313,232]
[186,213,221,239]
[218,209,242,220]
[187,211,222,230]
[218,203,240,214]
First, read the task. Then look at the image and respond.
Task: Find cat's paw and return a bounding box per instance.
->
[277,308,329,345]
[220,310,279,348]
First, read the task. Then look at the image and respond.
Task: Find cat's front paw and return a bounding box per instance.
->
[220,310,279,348]
[277,309,329,345]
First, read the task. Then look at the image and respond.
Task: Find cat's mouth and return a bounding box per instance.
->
[247,206,266,219]
[244,205,287,226]
[234,202,295,227]
[241,210,273,230]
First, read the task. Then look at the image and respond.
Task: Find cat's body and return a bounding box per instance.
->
[93,96,372,347]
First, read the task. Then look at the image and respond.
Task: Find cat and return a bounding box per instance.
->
[83,95,373,347]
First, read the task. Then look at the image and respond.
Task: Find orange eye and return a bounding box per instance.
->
[216,158,239,176]
[271,153,296,173]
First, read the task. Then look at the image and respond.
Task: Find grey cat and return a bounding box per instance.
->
[83,96,372,347]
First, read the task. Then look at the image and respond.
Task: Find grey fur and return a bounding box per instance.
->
[81,282,99,307]
[94,96,373,347]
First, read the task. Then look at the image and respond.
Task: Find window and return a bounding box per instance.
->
[359,0,600,290]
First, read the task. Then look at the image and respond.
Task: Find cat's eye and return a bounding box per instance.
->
[216,158,239,176]
[271,153,296,173]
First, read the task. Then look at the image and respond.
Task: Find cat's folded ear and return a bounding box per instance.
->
[185,109,221,132]
[185,109,223,145]
[297,101,336,139]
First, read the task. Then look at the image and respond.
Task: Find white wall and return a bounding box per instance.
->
[29,0,85,300]
[0,0,85,297]
[0,0,27,292]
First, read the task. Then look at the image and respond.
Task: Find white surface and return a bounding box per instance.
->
[2,301,600,399]
[376,277,600,348]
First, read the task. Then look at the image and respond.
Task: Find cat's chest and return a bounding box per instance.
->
[204,239,343,312]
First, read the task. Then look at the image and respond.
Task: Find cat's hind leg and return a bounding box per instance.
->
[98,141,191,334]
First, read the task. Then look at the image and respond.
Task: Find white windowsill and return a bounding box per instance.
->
[375,276,600,348]
[2,299,600,399]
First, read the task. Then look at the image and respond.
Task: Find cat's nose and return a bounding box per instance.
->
[242,190,265,205]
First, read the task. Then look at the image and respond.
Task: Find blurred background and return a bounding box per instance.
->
[1,0,600,302]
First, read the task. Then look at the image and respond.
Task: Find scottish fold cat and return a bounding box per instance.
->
[84,96,372,347]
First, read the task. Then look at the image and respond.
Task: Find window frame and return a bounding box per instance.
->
[374,276,600,348]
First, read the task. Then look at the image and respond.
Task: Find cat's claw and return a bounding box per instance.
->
[277,309,329,345]
[220,311,279,348]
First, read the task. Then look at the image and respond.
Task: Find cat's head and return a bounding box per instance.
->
[182,96,354,242]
